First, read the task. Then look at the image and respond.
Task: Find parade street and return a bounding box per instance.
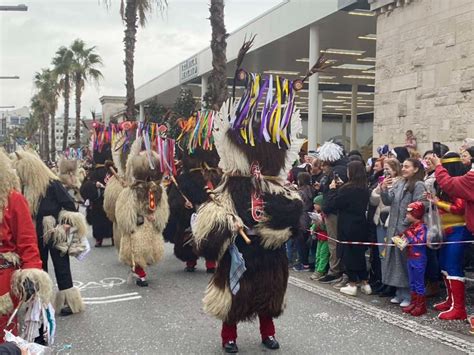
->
[53,240,474,354]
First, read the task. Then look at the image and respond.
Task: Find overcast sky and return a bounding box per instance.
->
[0,0,281,117]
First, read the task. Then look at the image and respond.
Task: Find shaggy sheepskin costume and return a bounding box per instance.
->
[192,99,303,349]
[13,150,85,316]
[165,114,222,272]
[58,158,83,208]
[0,149,53,342]
[115,141,170,286]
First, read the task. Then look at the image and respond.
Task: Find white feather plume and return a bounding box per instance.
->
[280,109,305,179]
[318,141,343,162]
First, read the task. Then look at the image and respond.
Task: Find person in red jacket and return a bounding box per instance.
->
[0,150,53,343]
[429,152,474,236]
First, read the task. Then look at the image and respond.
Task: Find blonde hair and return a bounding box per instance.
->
[13,151,58,216]
[0,149,20,220]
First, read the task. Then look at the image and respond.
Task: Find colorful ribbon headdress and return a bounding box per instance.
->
[176,110,217,154]
[228,37,331,149]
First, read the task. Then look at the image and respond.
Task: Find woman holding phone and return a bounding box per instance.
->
[380,158,425,307]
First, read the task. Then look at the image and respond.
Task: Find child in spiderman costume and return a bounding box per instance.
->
[392,201,427,316]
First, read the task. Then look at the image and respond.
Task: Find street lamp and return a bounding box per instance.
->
[0,76,20,79]
[0,4,28,11]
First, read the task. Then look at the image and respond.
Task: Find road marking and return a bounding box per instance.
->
[74,277,126,291]
[83,295,142,305]
[288,276,474,354]
[82,292,140,301]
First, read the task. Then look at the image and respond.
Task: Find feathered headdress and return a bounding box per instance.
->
[318,141,344,163]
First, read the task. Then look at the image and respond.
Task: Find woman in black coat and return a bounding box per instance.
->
[327,161,371,297]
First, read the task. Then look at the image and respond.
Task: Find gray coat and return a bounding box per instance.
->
[380,180,425,288]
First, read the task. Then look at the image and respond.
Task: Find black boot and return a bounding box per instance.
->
[136,279,148,287]
[223,341,239,353]
[262,336,280,350]
[378,285,396,297]
[60,306,73,316]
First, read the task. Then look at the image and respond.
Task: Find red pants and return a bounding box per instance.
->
[134,266,146,279]
[186,260,216,269]
[221,315,275,344]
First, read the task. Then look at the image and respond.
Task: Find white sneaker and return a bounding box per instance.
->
[360,284,372,295]
[399,299,410,307]
[390,296,402,304]
[340,284,358,296]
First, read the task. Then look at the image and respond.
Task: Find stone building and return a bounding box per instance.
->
[369,0,474,153]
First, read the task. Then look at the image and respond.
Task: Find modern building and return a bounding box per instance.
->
[53,117,88,152]
[135,0,378,152]
[0,106,30,150]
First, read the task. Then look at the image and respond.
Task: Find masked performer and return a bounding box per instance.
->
[191,51,328,351]
[165,113,221,273]
[115,138,170,287]
[0,150,54,343]
[430,152,469,320]
[13,150,85,317]
[58,158,83,208]
[80,144,114,247]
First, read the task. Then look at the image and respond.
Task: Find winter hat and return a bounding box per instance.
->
[407,201,425,220]
[390,146,410,163]
[377,144,389,156]
[313,194,324,206]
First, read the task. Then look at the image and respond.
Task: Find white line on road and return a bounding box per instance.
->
[82,292,140,301]
[84,296,142,305]
[288,276,474,354]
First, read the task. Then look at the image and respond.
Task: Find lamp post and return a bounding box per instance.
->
[0,4,28,11]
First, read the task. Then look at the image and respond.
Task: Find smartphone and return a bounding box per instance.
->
[378,176,385,184]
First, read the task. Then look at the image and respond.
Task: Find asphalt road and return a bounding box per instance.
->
[50,238,474,354]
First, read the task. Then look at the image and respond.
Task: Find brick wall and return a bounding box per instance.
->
[371,0,474,154]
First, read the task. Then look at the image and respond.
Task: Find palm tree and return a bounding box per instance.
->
[208,0,228,111]
[103,0,167,120]
[31,94,49,160]
[52,46,74,151]
[70,39,103,145]
[33,69,59,161]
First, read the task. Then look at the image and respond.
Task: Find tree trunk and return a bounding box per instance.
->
[62,73,70,151]
[209,0,228,111]
[50,112,56,161]
[75,73,81,146]
[124,0,137,121]
[43,114,50,162]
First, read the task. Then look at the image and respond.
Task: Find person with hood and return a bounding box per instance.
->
[318,142,349,286]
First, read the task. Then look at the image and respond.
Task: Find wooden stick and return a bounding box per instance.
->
[108,166,126,187]
[238,227,252,245]
[170,175,193,207]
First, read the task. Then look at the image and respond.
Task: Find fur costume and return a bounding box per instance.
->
[13,150,84,315]
[165,114,222,271]
[103,135,130,250]
[58,158,83,206]
[193,100,303,326]
[0,149,54,342]
[115,146,170,282]
[80,144,113,244]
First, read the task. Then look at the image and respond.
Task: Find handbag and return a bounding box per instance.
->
[426,200,444,249]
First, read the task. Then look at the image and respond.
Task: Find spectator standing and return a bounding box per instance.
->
[326,161,371,296]
[380,158,426,308]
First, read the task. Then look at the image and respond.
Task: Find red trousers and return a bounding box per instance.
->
[134,266,146,279]
[186,259,216,269]
[221,315,275,344]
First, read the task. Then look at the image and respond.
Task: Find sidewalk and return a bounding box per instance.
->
[290,270,474,344]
